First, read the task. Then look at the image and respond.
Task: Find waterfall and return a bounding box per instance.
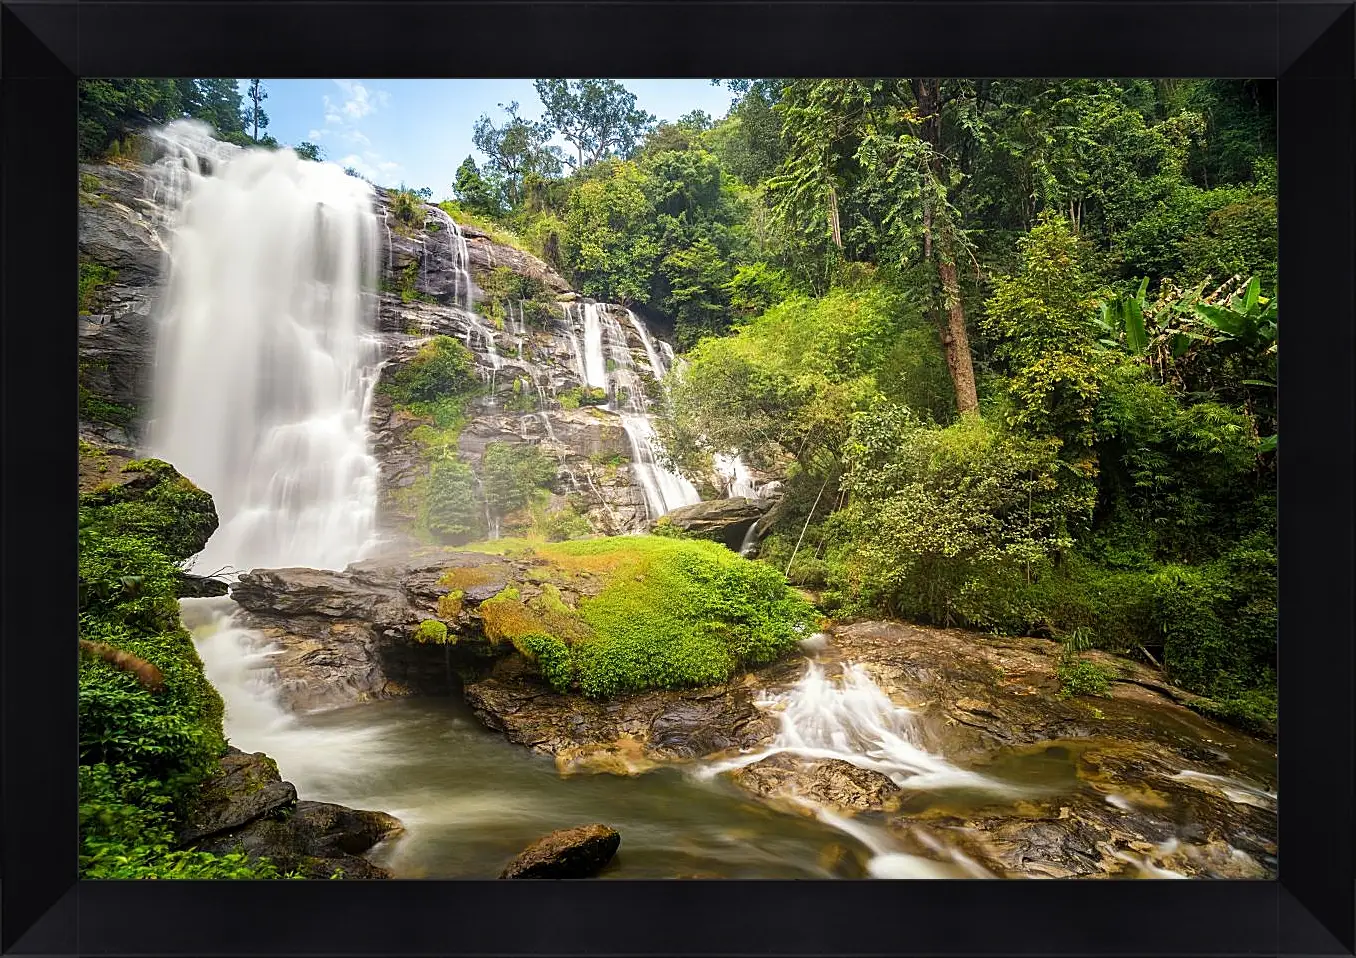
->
[562,304,590,385]
[581,302,608,389]
[625,308,669,380]
[426,205,472,310]
[714,453,761,499]
[621,414,702,520]
[558,300,699,520]
[145,120,381,573]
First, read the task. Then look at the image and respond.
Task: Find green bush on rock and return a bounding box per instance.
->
[467,536,818,699]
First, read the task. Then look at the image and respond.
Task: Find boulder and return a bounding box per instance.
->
[499,824,620,879]
[659,497,772,551]
[228,550,530,711]
[181,749,404,879]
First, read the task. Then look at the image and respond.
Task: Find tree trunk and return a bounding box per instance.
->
[827,184,843,249]
[936,235,980,415]
[914,78,980,416]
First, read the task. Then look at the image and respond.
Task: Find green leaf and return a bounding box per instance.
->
[1258,434,1277,453]
[1243,276,1260,313]
[1193,303,1246,337]
[1123,297,1148,355]
[1135,276,1149,303]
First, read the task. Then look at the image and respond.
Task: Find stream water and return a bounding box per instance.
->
[186,599,994,878]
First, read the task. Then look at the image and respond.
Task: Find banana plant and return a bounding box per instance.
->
[1096,277,1150,354]
[1190,276,1277,356]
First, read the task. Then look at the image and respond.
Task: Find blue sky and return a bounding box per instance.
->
[242,79,740,194]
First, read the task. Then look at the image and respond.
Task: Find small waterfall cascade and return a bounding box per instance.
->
[564,300,700,519]
[700,659,1010,876]
[704,661,1002,792]
[714,453,761,499]
[426,205,473,310]
[625,307,669,379]
[145,120,382,573]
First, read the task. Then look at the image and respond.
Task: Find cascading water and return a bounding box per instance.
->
[714,453,761,499]
[564,301,700,520]
[620,414,702,520]
[700,658,1013,877]
[580,302,609,390]
[625,307,669,380]
[704,662,1000,792]
[145,120,381,573]
[427,205,473,310]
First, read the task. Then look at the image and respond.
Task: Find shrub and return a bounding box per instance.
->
[538,499,593,542]
[556,386,607,409]
[79,261,119,315]
[481,443,556,517]
[427,460,481,544]
[378,337,480,407]
[841,409,1091,625]
[76,443,293,879]
[1056,657,1116,699]
[388,189,426,232]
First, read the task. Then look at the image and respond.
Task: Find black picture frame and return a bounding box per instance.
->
[3,1,1351,955]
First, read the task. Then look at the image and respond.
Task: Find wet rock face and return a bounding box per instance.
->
[79,164,167,284]
[464,617,1276,880]
[735,623,1277,880]
[78,164,168,444]
[499,824,620,879]
[181,748,403,879]
[370,293,661,540]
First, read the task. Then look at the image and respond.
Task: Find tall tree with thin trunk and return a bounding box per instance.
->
[912,78,979,415]
[244,79,269,143]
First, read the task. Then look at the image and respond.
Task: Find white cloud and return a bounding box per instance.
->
[337,150,404,184]
[314,81,395,182]
[326,80,389,122]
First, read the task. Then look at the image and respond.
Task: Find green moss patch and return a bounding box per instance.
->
[460,535,818,699]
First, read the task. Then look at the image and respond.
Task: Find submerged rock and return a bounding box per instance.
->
[732,754,901,812]
[499,824,621,879]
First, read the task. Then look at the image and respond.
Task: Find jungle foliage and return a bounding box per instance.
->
[429,78,1276,727]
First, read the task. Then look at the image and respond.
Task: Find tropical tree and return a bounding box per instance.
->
[533,79,656,168]
[244,79,269,143]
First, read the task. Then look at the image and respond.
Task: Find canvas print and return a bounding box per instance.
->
[77,78,1277,880]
